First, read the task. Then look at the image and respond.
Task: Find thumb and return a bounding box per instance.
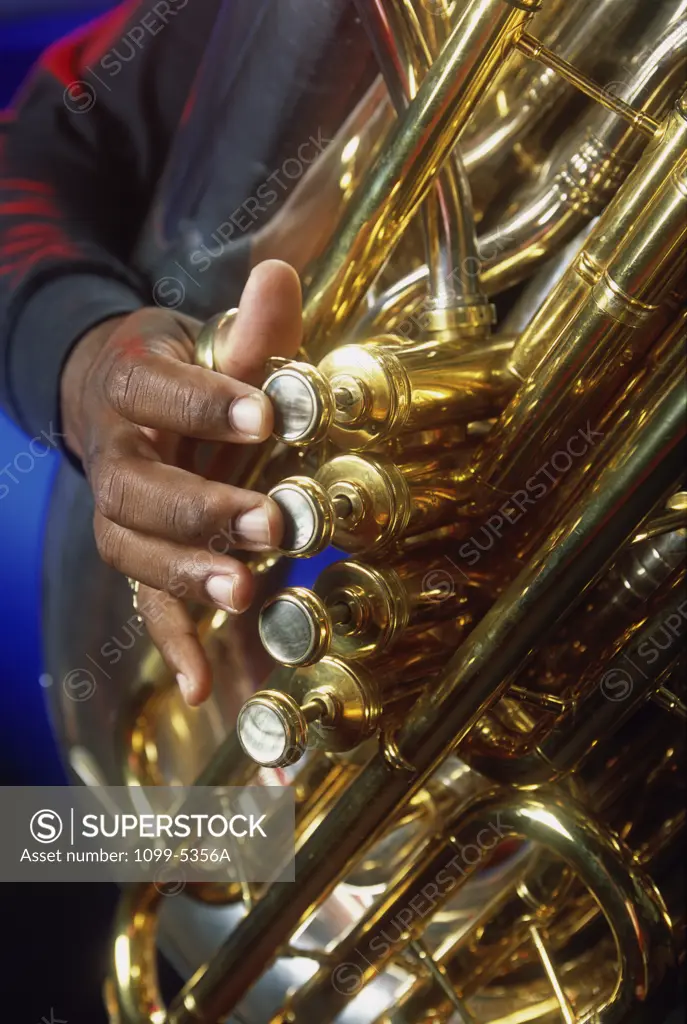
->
[214,260,303,384]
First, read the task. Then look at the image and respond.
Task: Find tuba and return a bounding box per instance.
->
[44,0,686,1020]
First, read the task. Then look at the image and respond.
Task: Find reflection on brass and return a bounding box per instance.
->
[264,336,515,449]
[260,553,486,666]
[98,2,687,1020]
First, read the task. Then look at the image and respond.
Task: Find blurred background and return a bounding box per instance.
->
[1,4,129,1021]
[0,0,117,783]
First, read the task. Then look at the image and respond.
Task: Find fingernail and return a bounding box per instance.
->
[230,395,266,438]
[235,507,271,546]
[206,574,238,610]
[176,673,195,703]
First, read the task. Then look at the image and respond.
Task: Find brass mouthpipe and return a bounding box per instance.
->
[270,790,675,1024]
[259,553,484,666]
[301,0,543,359]
[263,336,515,449]
[162,277,686,1024]
[268,449,475,559]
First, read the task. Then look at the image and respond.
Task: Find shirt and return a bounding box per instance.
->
[0,0,372,442]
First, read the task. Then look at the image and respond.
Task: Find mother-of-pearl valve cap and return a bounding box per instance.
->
[237,660,381,766]
[268,476,357,558]
[236,690,328,768]
[263,361,335,446]
[259,588,334,667]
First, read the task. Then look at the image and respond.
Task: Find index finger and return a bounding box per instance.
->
[102,349,275,441]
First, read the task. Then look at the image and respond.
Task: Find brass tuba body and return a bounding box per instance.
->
[44,1,686,1020]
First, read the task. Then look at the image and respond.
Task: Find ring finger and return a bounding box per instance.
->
[94,511,256,613]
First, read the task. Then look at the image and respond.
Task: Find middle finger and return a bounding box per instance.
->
[91,442,283,551]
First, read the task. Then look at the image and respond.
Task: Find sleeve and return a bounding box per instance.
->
[0,0,220,441]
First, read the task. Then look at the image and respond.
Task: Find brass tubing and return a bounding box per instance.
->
[269,445,477,559]
[505,314,687,564]
[357,0,492,329]
[239,639,454,768]
[106,884,164,1024]
[315,450,475,556]
[508,86,687,381]
[634,510,687,544]
[516,33,659,138]
[476,114,687,502]
[348,4,687,330]
[264,335,515,449]
[469,581,686,786]
[351,265,428,340]
[537,593,687,780]
[480,11,687,299]
[460,0,641,174]
[163,311,685,1022]
[270,790,675,1024]
[313,552,485,660]
[377,853,566,1023]
[301,0,542,359]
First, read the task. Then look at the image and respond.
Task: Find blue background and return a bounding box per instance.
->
[1,2,120,784]
[0,0,334,784]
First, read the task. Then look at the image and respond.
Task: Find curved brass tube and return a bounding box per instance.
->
[356,0,492,332]
[106,787,676,1024]
[270,789,674,1024]
[105,884,164,1024]
[301,0,543,359]
[460,0,639,174]
[351,2,687,330]
[479,5,687,294]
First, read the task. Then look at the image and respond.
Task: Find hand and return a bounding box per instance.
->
[60,260,302,705]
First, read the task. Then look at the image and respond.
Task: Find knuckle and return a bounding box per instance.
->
[174,380,217,435]
[94,517,126,572]
[166,490,212,543]
[162,559,197,601]
[93,457,128,523]
[104,357,149,418]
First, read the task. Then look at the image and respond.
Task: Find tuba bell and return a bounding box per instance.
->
[43,0,686,1020]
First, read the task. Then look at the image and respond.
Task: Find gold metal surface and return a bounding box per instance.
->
[302,0,542,358]
[515,33,660,137]
[101,3,687,1021]
[265,336,516,450]
[192,308,238,371]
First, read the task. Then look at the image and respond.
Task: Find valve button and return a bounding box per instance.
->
[237,692,309,768]
[260,589,331,667]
